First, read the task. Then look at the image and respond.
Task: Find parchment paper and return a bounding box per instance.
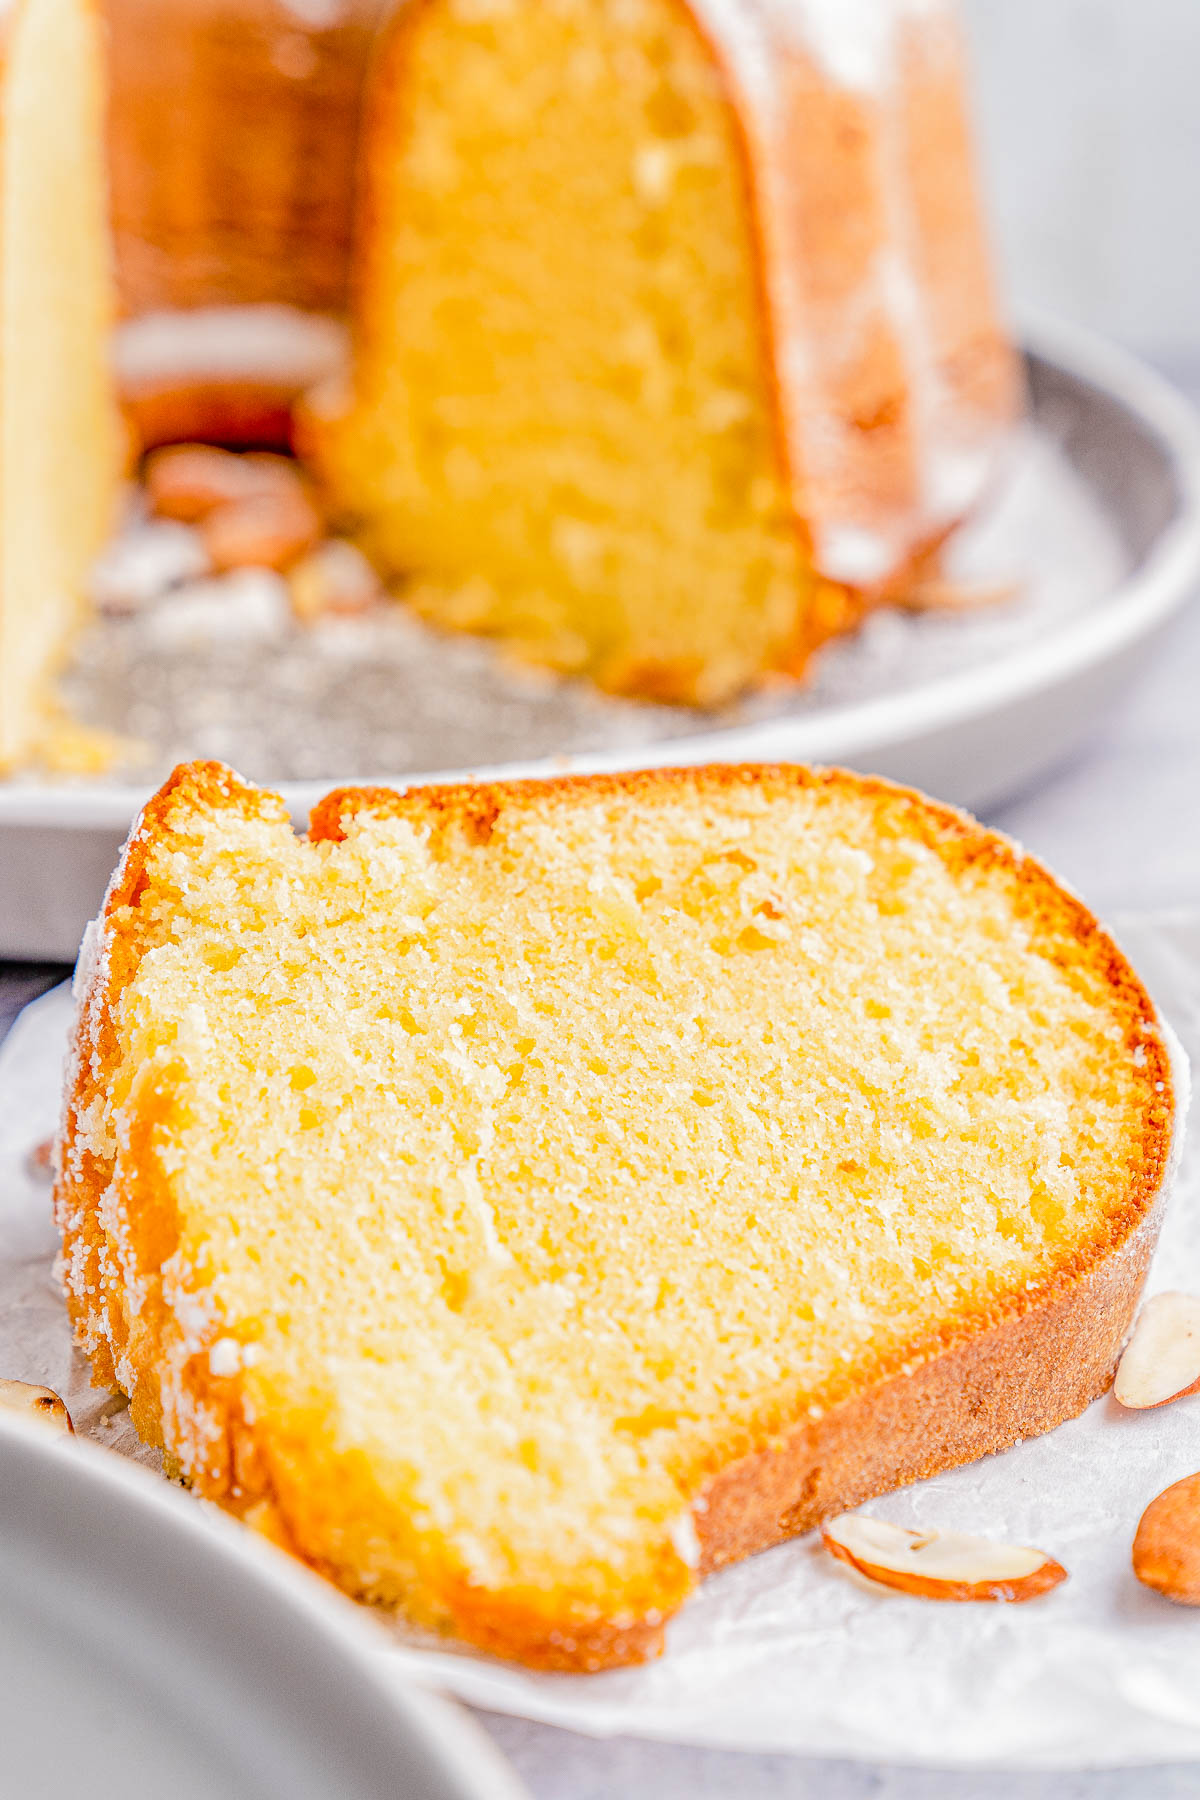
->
[3,912,1199,1769]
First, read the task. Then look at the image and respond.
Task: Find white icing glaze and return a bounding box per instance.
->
[691,0,1012,586]
[791,0,953,93]
[816,525,897,587]
[114,304,348,389]
[695,0,954,101]
[141,568,292,652]
[72,917,102,1004]
[785,0,903,94]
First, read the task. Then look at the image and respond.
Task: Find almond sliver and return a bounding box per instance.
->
[1114,1292,1200,1410]
[822,1513,1066,1601]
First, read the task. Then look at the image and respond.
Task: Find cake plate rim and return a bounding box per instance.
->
[0,1409,528,1799]
[0,309,1197,836]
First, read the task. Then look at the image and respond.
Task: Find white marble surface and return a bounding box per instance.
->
[473,422,1200,1798]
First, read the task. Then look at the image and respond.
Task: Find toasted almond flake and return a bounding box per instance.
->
[822,1513,1066,1602]
[0,1379,74,1434]
[1133,1473,1200,1603]
[201,489,323,573]
[1114,1292,1200,1410]
[145,444,309,522]
[288,539,381,621]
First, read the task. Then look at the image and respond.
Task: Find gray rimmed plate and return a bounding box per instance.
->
[0,1411,526,1800]
[1,312,1198,958]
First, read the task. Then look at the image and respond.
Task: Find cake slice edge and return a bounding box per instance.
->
[54,760,1182,1671]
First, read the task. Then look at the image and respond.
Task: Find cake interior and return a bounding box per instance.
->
[92,770,1155,1633]
[314,0,817,704]
[0,0,120,767]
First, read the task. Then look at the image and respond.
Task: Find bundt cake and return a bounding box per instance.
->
[0,0,1019,763]
[56,761,1175,1669]
[308,0,1020,703]
[0,0,122,769]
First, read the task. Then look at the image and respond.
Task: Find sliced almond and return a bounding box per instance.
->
[201,489,323,573]
[0,1378,73,1434]
[822,1513,1066,1602]
[145,444,308,522]
[144,443,240,519]
[1133,1473,1200,1603]
[1114,1292,1200,1410]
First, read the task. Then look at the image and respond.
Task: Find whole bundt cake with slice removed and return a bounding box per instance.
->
[309,0,1020,703]
[0,0,1019,762]
[0,0,121,769]
[57,761,1175,1669]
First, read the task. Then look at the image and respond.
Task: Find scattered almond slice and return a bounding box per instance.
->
[1133,1473,1200,1603]
[145,444,310,521]
[201,489,323,573]
[822,1513,1066,1602]
[0,1379,73,1434]
[1114,1291,1200,1410]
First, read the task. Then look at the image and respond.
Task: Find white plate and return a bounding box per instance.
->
[0,1411,526,1800]
[2,313,1199,959]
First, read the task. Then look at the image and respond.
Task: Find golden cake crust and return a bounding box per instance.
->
[57,761,1175,1671]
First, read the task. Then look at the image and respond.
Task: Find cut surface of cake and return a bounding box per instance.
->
[57,761,1175,1668]
[0,0,122,768]
[310,0,1020,703]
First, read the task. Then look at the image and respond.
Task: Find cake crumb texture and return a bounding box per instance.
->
[309,0,1018,702]
[56,761,1174,1668]
[0,0,122,769]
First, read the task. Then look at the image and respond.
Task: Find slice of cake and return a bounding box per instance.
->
[56,762,1175,1669]
[0,0,122,768]
[308,0,1019,703]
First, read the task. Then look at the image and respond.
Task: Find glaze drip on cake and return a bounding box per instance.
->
[695,0,1018,583]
